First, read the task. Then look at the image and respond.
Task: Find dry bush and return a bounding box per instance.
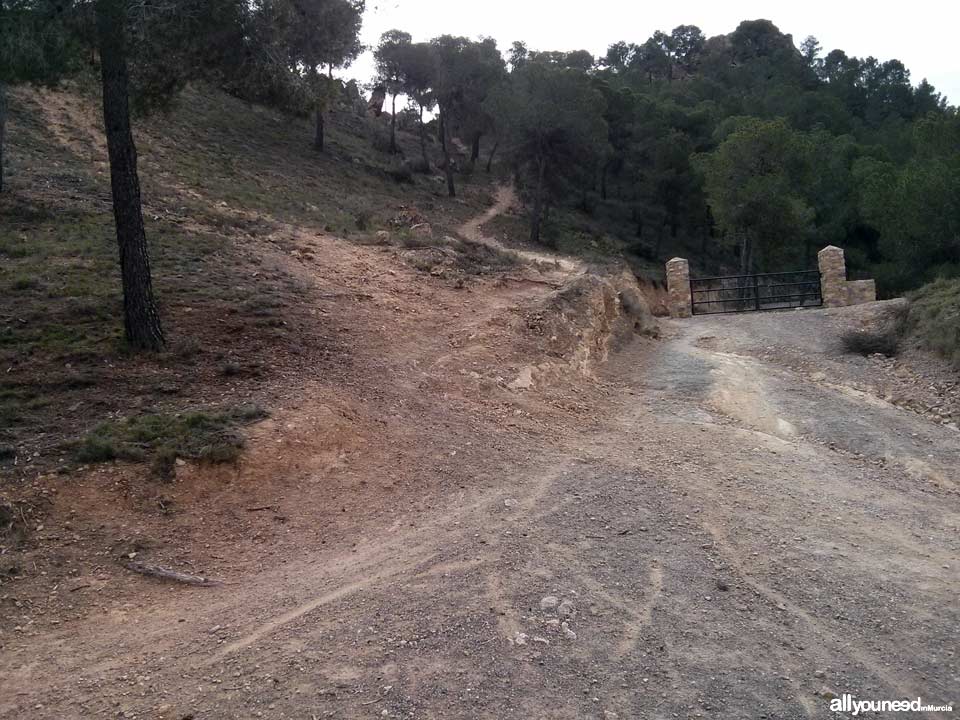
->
[840,304,907,358]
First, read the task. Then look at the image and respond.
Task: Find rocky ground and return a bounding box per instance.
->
[2,274,957,719]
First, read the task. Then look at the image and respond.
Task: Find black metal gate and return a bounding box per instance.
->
[690,270,822,315]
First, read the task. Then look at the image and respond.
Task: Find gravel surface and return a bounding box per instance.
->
[2,305,957,720]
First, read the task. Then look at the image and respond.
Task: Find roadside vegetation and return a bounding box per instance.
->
[903,278,960,369]
[840,278,960,371]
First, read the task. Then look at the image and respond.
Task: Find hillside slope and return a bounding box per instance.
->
[0,81,654,632]
[0,83,550,474]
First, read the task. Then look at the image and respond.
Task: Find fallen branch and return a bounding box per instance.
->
[122,561,222,587]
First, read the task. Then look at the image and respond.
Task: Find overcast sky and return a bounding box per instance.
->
[340,0,959,105]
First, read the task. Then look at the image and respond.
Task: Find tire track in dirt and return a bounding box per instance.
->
[702,514,924,701]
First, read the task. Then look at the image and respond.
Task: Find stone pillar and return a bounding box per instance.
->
[818,246,848,308]
[666,257,692,318]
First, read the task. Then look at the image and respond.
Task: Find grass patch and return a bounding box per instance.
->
[73,404,269,471]
[904,278,960,369]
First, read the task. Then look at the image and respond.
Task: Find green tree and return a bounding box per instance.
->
[507,40,528,70]
[854,115,960,290]
[251,0,364,151]
[698,117,814,272]
[669,25,705,76]
[486,61,608,244]
[394,41,436,168]
[374,29,412,154]
[429,35,506,197]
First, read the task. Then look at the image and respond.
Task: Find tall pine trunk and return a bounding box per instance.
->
[440,107,455,197]
[470,132,480,165]
[96,0,164,352]
[0,82,7,193]
[389,93,397,154]
[485,139,499,173]
[739,232,753,274]
[314,107,324,152]
[418,104,429,169]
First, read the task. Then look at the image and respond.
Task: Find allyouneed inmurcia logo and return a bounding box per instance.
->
[830,694,954,715]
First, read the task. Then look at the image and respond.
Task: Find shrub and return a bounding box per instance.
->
[840,303,906,358]
[370,126,393,154]
[450,238,521,273]
[387,161,414,184]
[11,275,40,291]
[151,446,178,481]
[76,435,124,463]
[407,157,431,174]
[840,328,901,358]
[353,207,373,231]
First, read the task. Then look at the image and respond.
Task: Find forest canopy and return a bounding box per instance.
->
[365,18,958,294]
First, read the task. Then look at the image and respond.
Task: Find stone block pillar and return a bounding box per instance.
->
[666,257,692,318]
[818,246,848,308]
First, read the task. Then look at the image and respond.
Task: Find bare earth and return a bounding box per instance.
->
[1,201,958,719]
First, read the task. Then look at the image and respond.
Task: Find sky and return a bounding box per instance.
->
[338,0,960,106]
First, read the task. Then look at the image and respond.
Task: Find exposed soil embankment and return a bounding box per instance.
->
[508,270,657,391]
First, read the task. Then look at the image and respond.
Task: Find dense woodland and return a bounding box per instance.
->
[1,1,958,351]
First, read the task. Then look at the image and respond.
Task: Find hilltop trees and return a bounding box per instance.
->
[360,19,952,290]
[395,41,436,168]
[5,8,957,302]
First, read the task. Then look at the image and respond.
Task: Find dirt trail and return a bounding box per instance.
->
[2,224,958,720]
[459,185,581,273]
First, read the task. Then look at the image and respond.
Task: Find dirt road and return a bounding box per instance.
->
[3,296,957,719]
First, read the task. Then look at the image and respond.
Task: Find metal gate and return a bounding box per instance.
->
[690,270,822,316]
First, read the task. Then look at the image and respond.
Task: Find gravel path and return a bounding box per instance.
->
[3,306,957,720]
